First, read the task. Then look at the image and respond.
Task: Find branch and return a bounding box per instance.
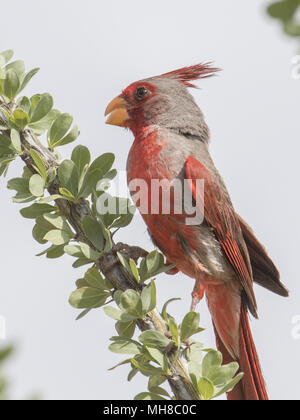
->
[16,127,200,401]
[0,51,243,400]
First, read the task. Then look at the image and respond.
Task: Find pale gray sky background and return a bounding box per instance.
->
[0,0,299,400]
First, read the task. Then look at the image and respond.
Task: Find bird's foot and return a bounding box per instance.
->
[98,243,148,274]
[112,242,148,263]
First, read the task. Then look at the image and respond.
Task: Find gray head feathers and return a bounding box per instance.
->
[142,77,211,143]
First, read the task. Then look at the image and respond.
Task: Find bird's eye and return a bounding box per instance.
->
[135,86,149,100]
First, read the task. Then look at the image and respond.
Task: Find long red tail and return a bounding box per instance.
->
[214,303,268,400]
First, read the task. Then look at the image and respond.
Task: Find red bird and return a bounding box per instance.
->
[105,64,288,400]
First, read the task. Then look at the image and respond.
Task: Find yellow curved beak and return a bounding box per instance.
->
[105,96,130,127]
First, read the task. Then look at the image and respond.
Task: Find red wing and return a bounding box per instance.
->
[185,156,257,317]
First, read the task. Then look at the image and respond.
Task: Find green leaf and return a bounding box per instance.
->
[0,156,14,175]
[129,259,140,282]
[58,159,79,197]
[13,109,30,130]
[30,93,41,110]
[145,347,168,371]
[168,317,179,346]
[0,162,10,178]
[214,373,244,398]
[139,253,171,281]
[74,278,88,288]
[186,342,203,363]
[99,197,134,227]
[0,49,14,64]
[197,377,214,400]
[76,308,92,320]
[79,242,100,261]
[117,252,131,274]
[147,386,170,398]
[141,280,156,314]
[209,362,239,386]
[48,113,73,146]
[130,358,164,377]
[0,134,13,156]
[267,0,299,20]
[139,330,170,349]
[0,345,14,365]
[109,337,142,355]
[104,305,135,322]
[38,194,62,204]
[29,109,60,136]
[17,96,31,114]
[146,250,161,274]
[10,129,22,153]
[19,68,39,92]
[180,311,201,342]
[71,145,91,176]
[52,124,79,147]
[113,290,123,307]
[79,153,115,197]
[36,244,57,257]
[0,161,9,177]
[104,227,112,251]
[284,19,300,36]
[29,174,45,197]
[103,306,123,321]
[12,192,35,203]
[134,392,167,401]
[20,203,55,219]
[188,361,202,390]
[115,320,136,338]
[11,192,34,203]
[30,93,53,123]
[119,289,144,318]
[22,166,32,179]
[72,258,92,268]
[104,168,117,180]
[30,149,47,180]
[202,350,223,379]
[43,213,71,232]
[7,177,29,193]
[148,375,167,390]
[82,216,104,251]
[127,368,138,382]
[48,169,58,185]
[69,287,109,309]
[46,245,65,259]
[3,69,20,100]
[59,187,76,201]
[108,358,132,371]
[85,267,110,289]
[161,298,181,322]
[44,229,73,245]
[110,211,134,229]
[32,216,55,244]
[64,244,84,258]
[5,60,25,77]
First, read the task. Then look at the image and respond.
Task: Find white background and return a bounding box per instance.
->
[0,0,299,400]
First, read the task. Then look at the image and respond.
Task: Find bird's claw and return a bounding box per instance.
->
[112,242,148,263]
